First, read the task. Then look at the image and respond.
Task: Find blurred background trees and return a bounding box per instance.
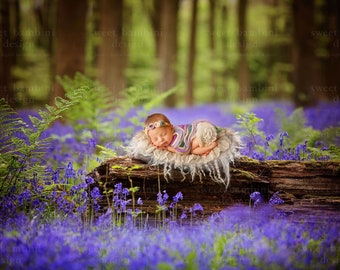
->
[0,0,339,108]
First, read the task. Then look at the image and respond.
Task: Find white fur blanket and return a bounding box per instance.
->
[127,127,242,188]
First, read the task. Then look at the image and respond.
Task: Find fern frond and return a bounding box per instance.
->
[0,88,87,197]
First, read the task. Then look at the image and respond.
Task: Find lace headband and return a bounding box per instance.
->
[144,120,170,133]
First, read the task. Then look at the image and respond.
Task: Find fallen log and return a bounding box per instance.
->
[88,156,340,217]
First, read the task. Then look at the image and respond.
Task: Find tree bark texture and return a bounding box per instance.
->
[51,0,87,102]
[158,0,179,107]
[209,0,218,102]
[97,0,127,97]
[237,0,250,101]
[292,0,317,107]
[185,0,198,106]
[88,156,340,217]
[324,0,340,103]
[0,0,20,107]
[145,0,162,58]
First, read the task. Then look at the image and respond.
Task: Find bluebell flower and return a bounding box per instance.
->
[85,175,95,185]
[65,162,76,179]
[157,190,169,206]
[137,197,143,205]
[180,212,187,220]
[279,131,288,147]
[192,203,203,212]
[162,190,169,202]
[122,188,130,197]
[88,138,96,148]
[173,192,183,203]
[266,134,274,141]
[269,192,284,206]
[250,191,265,207]
[90,187,101,200]
[157,192,163,205]
[114,183,123,194]
[120,199,131,211]
[17,189,31,206]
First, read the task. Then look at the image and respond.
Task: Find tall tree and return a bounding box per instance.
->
[50,0,88,103]
[324,0,340,102]
[143,0,162,58]
[33,0,55,54]
[186,0,198,106]
[220,2,229,99]
[292,0,316,107]
[158,0,179,107]
[97,0,127,97]
[0,0,21,107]
[237,0,250,101]
[209,0,218,102]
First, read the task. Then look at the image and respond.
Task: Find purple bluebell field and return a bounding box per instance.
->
[1,101,340,269]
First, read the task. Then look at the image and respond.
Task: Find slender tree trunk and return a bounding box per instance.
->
[221,3,229,100]
[186,0,198,106]
[97,0,126,97]
[158,0,179,107]
[50,0,87,103]
[144,0,162,58]
[33,0,55,53]
[292,0,316,107]
[0,0,21,107]
[209,0,218,102]
[237,0,250,101]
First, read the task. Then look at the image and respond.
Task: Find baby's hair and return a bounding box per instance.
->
[144,113,171,127]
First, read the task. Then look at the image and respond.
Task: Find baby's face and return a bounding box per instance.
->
[148,126,173,149]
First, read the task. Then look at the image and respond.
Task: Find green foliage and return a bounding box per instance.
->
[235,108,340,160]
[275,108,315,146]
[117,83,177,128]
[275,108,340,159]
[0,89,86,197]
[236,112,265,145]
[57,73,115,141]
[58,75,176,151]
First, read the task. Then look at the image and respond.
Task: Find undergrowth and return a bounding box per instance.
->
[235,109,340,160]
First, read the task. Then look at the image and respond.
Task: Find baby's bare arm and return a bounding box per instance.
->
[166,146,179,153]
[191,141,217,156]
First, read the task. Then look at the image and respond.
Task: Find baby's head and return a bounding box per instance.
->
[144,113,174,148]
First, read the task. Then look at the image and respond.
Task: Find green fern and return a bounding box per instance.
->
[57,73,115,138]
[275,108,319,147]
[57,74,177,150]
[235,112,266,146]
[0,88,86,197]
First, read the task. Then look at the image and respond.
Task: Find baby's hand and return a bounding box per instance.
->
[209,141,218,149]
[199,141,218,156]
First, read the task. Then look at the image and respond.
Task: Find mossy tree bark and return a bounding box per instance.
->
[88,156,340,216]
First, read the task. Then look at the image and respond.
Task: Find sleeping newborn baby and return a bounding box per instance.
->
[144,113,221,156]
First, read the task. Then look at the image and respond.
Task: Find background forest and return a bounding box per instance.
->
[1,2,340,268]
[1,0,339,109]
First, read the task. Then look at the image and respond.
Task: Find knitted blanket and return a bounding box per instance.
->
[127,126,242,188]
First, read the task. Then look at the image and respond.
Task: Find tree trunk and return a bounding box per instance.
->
[237,0,250,101]
[144,0,162,58]
[33,0,55,54]
[158,0,179,107]
[292,0,317,107]
[220,3,229,100]
[50,0,88,103]
[0,0,21,107]
[186,0,198,106]
[324,0,340,103]
[97,0,127,97]
[88,156,340,217]
[209,0,218,102]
